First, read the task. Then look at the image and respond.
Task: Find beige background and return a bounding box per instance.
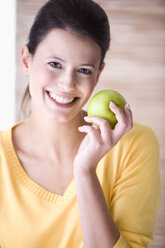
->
[16,0,165,247]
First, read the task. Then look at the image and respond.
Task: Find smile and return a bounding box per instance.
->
[46,91,79,106]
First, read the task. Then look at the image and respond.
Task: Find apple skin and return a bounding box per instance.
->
[87,90,127,129]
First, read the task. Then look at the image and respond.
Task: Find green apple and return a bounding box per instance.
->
[87,90,127,129]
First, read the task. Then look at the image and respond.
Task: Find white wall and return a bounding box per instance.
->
[0,0,16,130]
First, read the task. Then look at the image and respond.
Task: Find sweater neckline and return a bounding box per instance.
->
[2,124,76,204]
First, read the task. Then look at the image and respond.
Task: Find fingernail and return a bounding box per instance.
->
[125,103,130,110]
[78,126,83,131]
[84,116,89,121]
[110,101,116,108]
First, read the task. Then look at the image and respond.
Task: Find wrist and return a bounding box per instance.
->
[74,164,97,180]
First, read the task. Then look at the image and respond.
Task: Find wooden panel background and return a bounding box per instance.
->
[16,0,165,247]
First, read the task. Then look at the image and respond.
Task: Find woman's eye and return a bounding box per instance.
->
[48,62,62,69]
[78,68,92,75]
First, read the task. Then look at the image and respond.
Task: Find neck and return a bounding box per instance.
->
[22,110,86,162]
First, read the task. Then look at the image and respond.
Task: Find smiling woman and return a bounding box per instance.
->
[0,0,160,248]
[21,28,103,122]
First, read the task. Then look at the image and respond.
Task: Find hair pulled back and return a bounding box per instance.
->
[27,0,110,63]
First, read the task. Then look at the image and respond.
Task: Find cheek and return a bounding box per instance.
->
[79,77,97,96]
[87,74,99,89]
[31,65,55,89]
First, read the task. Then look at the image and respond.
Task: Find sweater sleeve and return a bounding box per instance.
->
[114,235,129,247]
[109,125,160,248]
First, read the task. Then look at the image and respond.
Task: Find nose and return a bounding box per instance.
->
[57,69,76,92]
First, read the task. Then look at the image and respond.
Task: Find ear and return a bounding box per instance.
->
[21,45,32,75]
[96,62,105,82]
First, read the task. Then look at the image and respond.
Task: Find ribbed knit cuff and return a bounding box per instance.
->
[113,234,129,248]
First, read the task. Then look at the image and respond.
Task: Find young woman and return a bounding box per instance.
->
[0,0,160,247]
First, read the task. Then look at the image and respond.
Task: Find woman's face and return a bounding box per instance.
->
[21,28,104,123]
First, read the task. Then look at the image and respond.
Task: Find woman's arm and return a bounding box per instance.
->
[74,102,133,248]
[74,169,120,248]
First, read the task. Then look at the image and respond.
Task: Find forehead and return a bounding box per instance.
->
[34,28,101,64]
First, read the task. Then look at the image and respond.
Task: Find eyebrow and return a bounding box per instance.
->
[46,56,96,69]
[81,64,96,69]
[46,56,66,62]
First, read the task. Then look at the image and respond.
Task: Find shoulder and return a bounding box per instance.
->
[121,122,159,153]
[101,122,160,175]
[0,128,12,175]
[0,128,10,147]
[115,122,160,176]
[129,122,158,140]
[0,127,12,156]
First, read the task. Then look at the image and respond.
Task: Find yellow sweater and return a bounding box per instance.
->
[0,123,160,248]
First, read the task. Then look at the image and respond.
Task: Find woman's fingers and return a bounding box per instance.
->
[78,124,104,155]
[124,104,133,129]
[110,102,133,141]
[78,125,101,140]
[109,102,127,130]
[81,102,133,149]
[84,116,112,144]
[110,102,133,129]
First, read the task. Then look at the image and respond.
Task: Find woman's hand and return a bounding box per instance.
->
[74,102,133,175]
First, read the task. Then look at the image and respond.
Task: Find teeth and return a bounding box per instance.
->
[48,92,75,104]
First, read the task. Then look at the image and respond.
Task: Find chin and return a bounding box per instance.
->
[44,110,81,125]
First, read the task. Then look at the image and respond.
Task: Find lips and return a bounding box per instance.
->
[46,90,79,106]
